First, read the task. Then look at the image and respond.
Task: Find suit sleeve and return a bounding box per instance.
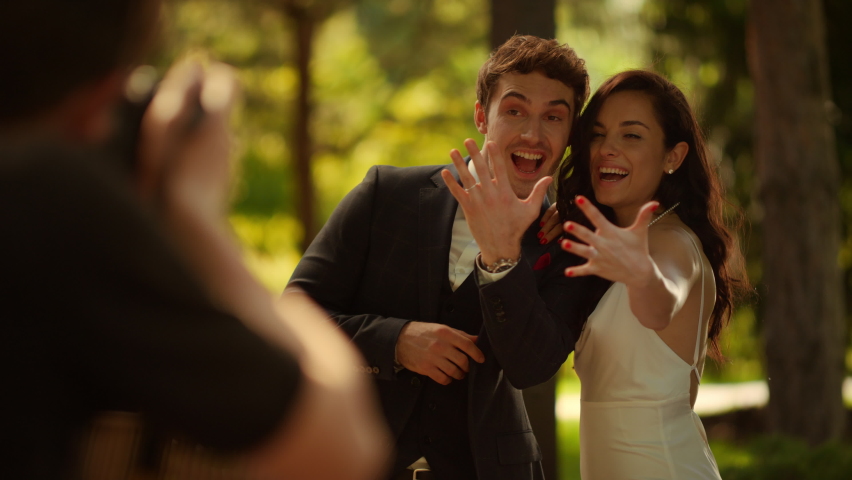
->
[289,166,410,381]
[476,244,586,389]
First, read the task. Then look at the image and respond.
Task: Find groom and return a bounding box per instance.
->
[290,35,589,480]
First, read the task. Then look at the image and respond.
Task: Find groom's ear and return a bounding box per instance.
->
[474,101,488,135]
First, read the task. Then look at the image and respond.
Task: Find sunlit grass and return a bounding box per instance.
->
[556,419,581,480]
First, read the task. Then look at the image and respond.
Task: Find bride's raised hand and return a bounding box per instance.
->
[561,195,660,286]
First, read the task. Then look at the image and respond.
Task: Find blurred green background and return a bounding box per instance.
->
[147,0,852,477]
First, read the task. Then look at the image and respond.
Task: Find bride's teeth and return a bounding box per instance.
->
[599,167,628,175]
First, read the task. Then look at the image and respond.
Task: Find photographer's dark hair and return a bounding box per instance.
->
[0,0,159,124]
[556,69,750,360]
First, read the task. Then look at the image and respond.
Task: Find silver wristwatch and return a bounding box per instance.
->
[479,254,520,273]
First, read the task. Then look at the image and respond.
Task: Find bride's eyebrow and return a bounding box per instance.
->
[593,120,651,129]
[619,120,650,129]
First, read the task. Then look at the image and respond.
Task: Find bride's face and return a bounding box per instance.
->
[588,91,681,226]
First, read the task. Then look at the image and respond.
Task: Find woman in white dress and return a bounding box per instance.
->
[552,70,748,479]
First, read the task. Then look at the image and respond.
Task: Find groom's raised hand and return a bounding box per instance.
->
[441,139,551,266]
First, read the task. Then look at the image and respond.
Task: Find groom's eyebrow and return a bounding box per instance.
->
[501,92,571,112]
[548,99,571,111]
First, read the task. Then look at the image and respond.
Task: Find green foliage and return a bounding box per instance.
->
[704,306,764,382]
[154,0,851,378]
[714,436,852,480]
[559,420,852,480]
[555,0,651,89]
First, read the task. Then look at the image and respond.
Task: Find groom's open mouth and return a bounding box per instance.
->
[599,166,629,182]
[511,151,545,175]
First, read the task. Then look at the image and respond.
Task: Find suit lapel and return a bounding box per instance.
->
[418,165,459,323]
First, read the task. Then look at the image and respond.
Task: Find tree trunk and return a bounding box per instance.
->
[749,0,846,444]
[280,4,318,252]
[490,0,556,48]
[489,1,557,476]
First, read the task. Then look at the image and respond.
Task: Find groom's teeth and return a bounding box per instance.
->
[514,151,543,160]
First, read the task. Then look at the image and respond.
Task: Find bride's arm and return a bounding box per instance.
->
[560,196,700,330]
[623,226,700,330]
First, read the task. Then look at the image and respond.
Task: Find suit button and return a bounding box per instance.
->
[445,303,454,313]
[411,377,421,387]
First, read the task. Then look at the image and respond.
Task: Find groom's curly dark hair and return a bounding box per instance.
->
[477,35,590,134]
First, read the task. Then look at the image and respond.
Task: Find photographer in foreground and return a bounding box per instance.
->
[0,1,389,479]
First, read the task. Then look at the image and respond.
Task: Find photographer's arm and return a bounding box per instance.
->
[139,61,390,480]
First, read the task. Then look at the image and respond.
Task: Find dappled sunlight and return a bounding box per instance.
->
[151,2,852,472]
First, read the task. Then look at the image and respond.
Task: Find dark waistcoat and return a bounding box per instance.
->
[393,271,483,480]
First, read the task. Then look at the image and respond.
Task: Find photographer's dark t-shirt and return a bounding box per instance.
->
[0,140,302,478]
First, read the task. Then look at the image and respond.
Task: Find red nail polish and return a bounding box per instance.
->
[537,231,544,239]
[539,221,545,227]
[540,238,547,245]
[652,204,659,212]
[566,269,574,277]
[566,223,574,231]
[576,196,585,205]
[562,240,571,249]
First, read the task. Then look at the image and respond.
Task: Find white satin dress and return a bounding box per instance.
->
[573,232,721,480]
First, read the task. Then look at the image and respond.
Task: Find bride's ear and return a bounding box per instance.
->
[664,141,688,174]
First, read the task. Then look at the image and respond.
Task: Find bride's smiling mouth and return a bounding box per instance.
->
[598,166,629,182]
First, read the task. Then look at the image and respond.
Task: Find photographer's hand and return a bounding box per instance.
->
[137,60,237,219]
[137,61,392,480]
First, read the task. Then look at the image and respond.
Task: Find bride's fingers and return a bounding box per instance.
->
[560,239,597,259]
[575,195,613,231]
[540,203,557,226]
[563,220,595,244]
[539,204,562,244]
[632,201,660,231]
[564,263,594,278]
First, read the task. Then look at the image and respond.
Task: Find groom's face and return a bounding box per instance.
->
[474,70,575,199]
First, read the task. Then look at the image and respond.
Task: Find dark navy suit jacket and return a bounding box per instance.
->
[289,163,586,480]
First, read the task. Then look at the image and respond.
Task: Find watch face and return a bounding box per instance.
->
[488,260,517,273]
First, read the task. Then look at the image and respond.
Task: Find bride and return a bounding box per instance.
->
[552,70,748,479]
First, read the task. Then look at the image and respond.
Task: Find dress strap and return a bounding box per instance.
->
[683,230,705,385]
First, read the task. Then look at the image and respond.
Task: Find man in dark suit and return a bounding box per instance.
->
[289,35,589,480]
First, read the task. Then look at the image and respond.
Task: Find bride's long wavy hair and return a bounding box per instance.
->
[556,70,750,360]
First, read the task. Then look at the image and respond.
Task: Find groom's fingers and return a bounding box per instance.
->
[449,148,477,188]
[484,141,508,189]
[526,175,552,208]
[441,168,467,203]
[451,331,485,364]
[464,139,493,192]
